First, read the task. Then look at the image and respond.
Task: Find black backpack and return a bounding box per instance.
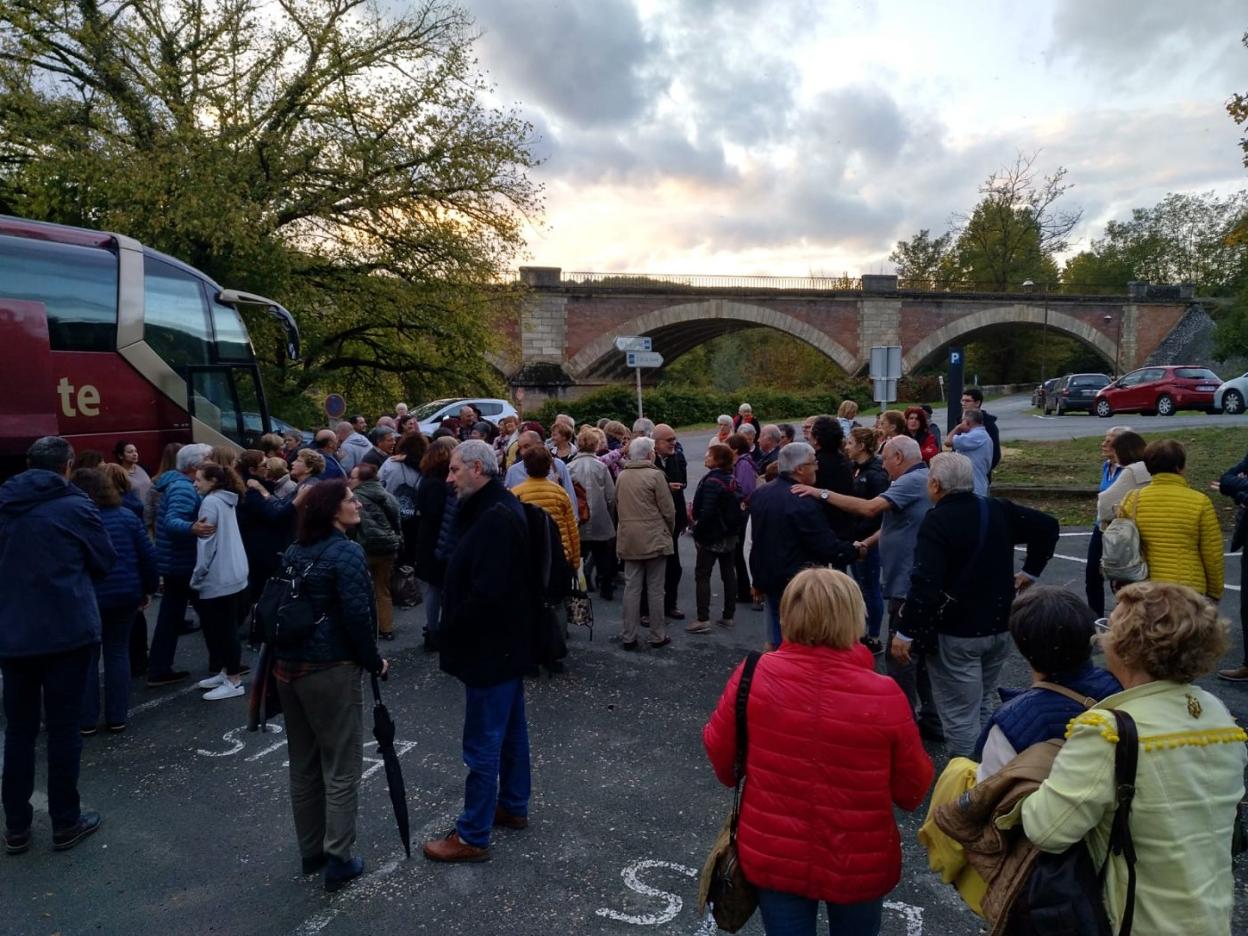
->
[391,463,420,522]
[253,547,329,648]
[1007,709,1139,936]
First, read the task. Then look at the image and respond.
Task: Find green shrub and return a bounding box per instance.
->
[532,381,890,428]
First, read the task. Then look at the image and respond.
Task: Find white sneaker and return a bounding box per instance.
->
[203,679,245,701]
[197,670,227,690]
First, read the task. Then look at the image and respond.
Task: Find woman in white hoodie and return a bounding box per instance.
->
[1097,430,1151,529]
[191,464,250,700]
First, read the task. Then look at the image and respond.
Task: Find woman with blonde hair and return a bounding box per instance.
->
[1022,581,1246,934]
[836,399,859,437]
[703,568,933,934]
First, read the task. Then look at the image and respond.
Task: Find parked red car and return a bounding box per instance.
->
[1094,365,1222,417]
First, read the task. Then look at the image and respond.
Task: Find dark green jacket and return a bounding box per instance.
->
[354,480,402,557]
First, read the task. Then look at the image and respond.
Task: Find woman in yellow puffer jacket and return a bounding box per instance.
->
[511,445,581,569]
[1122,440,1223,600]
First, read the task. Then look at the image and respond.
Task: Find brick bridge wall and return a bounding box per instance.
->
[501,269,1192,390]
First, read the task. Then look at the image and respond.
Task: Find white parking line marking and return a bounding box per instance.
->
[1020,547,1241,591]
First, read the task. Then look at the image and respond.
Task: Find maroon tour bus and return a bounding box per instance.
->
[0,215,299,478]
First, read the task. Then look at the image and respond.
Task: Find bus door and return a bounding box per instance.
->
[184,364,270,451]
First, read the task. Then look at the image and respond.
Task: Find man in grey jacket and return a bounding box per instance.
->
[336,421,372,473]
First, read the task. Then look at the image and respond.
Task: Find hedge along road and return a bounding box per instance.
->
[2,432,1246,934]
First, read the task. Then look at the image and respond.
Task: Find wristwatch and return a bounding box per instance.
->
[819,490,830,501]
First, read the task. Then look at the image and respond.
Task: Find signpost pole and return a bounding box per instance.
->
[635,367,643,419]
[947,347,964,434]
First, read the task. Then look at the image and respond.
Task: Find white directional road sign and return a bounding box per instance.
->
[614,336,653,353]
[626,351,664,368]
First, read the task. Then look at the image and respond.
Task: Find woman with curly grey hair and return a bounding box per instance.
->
[1021,581,1246,934]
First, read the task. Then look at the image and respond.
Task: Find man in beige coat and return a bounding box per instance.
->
[615,437,676,649]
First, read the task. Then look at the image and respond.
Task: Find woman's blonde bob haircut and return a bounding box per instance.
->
[780,568,865,649]
[1104,581,1228,684]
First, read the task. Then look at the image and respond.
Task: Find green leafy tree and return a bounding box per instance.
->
[944,153,1078,290]
[888,229,952,289]
[0,0,540,418]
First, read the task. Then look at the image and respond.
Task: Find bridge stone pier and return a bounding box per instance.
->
[501,267,1203,400]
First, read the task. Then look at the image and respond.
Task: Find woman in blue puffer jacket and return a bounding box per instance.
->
[275,479,387,894]
[72,468,158,734]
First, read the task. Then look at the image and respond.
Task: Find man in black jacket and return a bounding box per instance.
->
[652,424,687,619]
[896,452,1059,756]
[424,440,535,863]
[1214,449,1248,681]
[749,443,859,649]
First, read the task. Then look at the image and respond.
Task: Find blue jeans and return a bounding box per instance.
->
[150,572,193,677]
[765,592,783,646]
[2,646,93,832]
[850,547,884,639]
[83,605,134,728]
[457,678,530,847]
[756,888,883,936]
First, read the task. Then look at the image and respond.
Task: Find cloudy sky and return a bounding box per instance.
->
[468,0,1246,277]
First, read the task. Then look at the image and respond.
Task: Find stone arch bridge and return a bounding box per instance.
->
[499,268,1201,398]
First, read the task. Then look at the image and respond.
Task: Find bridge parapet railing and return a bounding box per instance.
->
[559,271,864,291]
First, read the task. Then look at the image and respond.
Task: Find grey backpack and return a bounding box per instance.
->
[1101,491,1148,582]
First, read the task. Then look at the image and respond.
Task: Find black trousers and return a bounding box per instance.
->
[198,591,243,676]
[1085,528,1106,617]
[885,600,940,730]
[733,532,752,600]
[584,539,615,597]
[663,531,682,613]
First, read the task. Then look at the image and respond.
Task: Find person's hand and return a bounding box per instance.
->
[1210,481,1221,492]
[139,596,151,610]
[379,658,390,679]
[790,484,820,498]
[293,485,311,505]
[191,519,216,537]
[1014,572,1035,594]
[669,482,683,491]
[390,454,405,462]
[852,540,868,561]
[751,587,764,604]
[890,635,912,665]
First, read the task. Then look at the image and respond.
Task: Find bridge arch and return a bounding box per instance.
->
[567,299,859,380]
[903,304,1117,373]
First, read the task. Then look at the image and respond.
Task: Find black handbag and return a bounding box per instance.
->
[1009,709,1140,936]
[699,651,762,933]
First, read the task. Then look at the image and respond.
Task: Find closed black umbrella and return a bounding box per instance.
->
[371,674,411,858]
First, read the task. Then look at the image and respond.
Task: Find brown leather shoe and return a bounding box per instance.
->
[1217,665,1248,682]
[422,830,490,863]
[493,806,529,830]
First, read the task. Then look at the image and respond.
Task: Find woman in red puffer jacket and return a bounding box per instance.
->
[703,568,933,934]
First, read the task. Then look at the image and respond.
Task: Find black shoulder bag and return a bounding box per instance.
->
[699,651,763,933]
[1009,709,1139,936]
[253,544,331,649]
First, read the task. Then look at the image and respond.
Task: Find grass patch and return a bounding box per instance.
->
[996,427,1248,528]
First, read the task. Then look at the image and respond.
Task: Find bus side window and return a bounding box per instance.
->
[143,257,212,372]
[0,234,118,352]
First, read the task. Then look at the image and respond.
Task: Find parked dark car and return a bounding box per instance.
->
[1033,377,1061,413]
[1049,373,1110,415]
[1094,365,1222,417]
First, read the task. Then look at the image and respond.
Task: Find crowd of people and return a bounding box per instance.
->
[1,386,1246,933]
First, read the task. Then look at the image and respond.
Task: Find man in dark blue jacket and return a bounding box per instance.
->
[0,436,114,854]
[1215,449,1248,681]
[148,442,213,686]
[748,442,858,648]
[424,440,535,864]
